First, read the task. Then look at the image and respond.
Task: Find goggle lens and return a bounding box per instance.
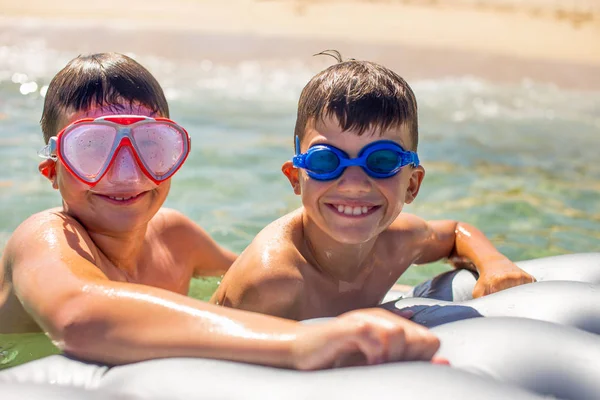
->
[61,124,117,181]
[306,149,340,174]
[131,123,185,178]
[366,149,400,174]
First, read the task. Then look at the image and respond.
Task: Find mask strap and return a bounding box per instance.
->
[295,135,301,155]
[37,137,58,161]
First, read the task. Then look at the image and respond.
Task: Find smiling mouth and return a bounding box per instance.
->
[108,195,138,201]
[95,192,147,203]
[326,203,381,217]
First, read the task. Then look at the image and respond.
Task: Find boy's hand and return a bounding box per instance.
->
[472,259,536,298]
[292,308,446,370]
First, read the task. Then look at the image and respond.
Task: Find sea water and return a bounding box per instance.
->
[0,41,599,368]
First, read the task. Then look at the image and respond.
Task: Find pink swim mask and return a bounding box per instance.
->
[38,115,191,186]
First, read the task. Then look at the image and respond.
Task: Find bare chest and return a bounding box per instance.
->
[100,243,194,296]
[296,263,406,320]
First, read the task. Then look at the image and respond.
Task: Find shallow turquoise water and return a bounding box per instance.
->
[0,44,599,368]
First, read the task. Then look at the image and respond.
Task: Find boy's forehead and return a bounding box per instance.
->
[303,116,412,150]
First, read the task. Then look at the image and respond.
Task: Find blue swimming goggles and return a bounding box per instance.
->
[292,136,420,181]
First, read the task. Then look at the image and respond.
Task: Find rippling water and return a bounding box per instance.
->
[0,40,599,368]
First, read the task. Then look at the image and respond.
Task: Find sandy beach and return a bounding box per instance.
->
[0,0,599,88]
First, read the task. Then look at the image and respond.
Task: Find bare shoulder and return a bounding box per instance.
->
[150,207,236,277]
[374,213,434,268]
[2,207,106,298]
[148,207,205,249]
[5,208,96,265]
[151,207,217,243]
[1,209,108,333]
[151,207,192,232]
[251,208,304,253]
[0,209,72,332]
[222,209,304,281]
[386,213,431,238]
[212,209,305,318]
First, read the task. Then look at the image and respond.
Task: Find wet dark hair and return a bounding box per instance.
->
[294,50,418,151]
[40,53,169,143]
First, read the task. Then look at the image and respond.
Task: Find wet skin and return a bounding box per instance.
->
[0,104,236,334]
[0,103,447,369]
[211,116,536,320]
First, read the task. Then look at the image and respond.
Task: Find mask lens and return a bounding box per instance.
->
[306,149,340,174]
[366,149,400,174]
[132,123,185,178]
[61,124,117,180]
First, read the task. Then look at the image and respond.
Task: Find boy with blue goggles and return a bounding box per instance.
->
[292,135,420,181]
[212,53,535,326]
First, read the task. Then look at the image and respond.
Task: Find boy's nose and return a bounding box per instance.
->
[336,166,372,193]
[106,146,145,184]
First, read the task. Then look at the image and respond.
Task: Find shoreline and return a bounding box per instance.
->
[1,0,599,90]
[0,0,598,64]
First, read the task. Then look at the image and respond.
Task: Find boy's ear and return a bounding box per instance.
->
[281,161,301,195]
[404,166,425,204]
[39,159,58,189]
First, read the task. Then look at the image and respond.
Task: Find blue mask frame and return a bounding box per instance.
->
[292,136,420,181]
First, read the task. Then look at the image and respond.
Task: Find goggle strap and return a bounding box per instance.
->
[407,152,420,167]
[292,135,306,168]
[37,137,58,161]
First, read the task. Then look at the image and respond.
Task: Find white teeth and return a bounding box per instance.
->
[333,204,373,216]
[109,195,134,201]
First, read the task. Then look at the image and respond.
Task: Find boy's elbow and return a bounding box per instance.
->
[47,295,110,357]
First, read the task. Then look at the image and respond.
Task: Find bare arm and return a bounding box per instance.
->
[7,214,444,369]
[412,218,510,272]
[408,217,534,297]
[415,220,505,266]
[7,216,295,366]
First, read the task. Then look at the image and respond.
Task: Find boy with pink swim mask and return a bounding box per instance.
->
[0,53,446,369]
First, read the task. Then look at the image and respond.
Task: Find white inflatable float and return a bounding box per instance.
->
[1,253,599,400]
